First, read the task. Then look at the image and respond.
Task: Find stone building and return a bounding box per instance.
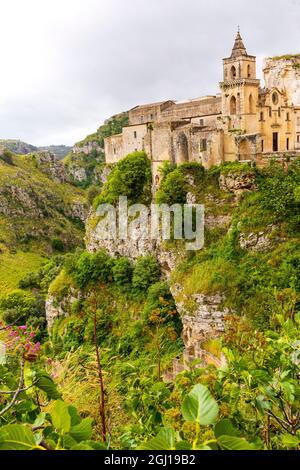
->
[105,31,300,184]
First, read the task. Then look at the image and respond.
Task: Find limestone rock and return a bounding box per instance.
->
[219,171,257,195]
[239,225,277,252]
[46,289,83,330]
[263,57,300,106]
[73,141,102,156]
[35,151,69,183]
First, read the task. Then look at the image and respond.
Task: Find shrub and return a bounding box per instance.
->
[143,282,182,333]
[0,149,14,165]
[94,151,152,207]
[51,238,64,252]
[112,257,133,286]
[86,185,101,205]
[0,290,45,327]
[156,169,188,205]
[73,250,114,289]
[132,256,161,292]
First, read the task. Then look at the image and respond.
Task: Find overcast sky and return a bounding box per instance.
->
[0,0,299,146]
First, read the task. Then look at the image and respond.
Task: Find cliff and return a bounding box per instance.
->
[264,55,300,105]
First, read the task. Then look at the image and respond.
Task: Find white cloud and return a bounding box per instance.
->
[0,0,299,145]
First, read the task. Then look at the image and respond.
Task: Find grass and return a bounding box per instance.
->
[0,251,46,294]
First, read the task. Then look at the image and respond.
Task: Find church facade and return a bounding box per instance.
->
[105,31,300,185]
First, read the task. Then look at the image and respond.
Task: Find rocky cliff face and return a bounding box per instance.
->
[73,141,102,156]
[263,56,300,106]
[219,170,257,196]
[35,151,69,183]
[46,290,83,330]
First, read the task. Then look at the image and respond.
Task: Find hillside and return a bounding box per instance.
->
[0,149,87,294]
[1,148,300,451]
[0,139,71,159]
[63,112,129,187]
[1,151,299,450]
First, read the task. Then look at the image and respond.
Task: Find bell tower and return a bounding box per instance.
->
[220,30,260,134]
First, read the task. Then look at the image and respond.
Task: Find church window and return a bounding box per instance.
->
[273,132,279,152]
[150,114,154,121]
[230,66,237,79]
[249,94,254,113]
[260,112,264,121]
[272,92,279,105]
[286,112,290,121]
[200,139,207,151]
[269,108,272,118]
[261,140,264,152]
[297,135,300,143]
[134,131,137,139]
[200,119,204,126]
[230,95,237,115]
[247,64,251,78]
[287,138,290,150]
[278,108,281,118]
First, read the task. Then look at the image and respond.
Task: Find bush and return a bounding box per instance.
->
[112,257,133,286]
[156,169,188,205]
[0,290,45,328]
[86,185,101,205]
[258,161,300,221]
[143,282,181,333]
[94,151,152,207]
[132,256,161,292]
[0,149,14,165]
[73,250,114,289]
[51,238,64,252]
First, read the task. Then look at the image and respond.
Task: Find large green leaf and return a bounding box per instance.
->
[51,400,71,435]
[138,427,176,450]
[182,384,219,426]
[35,371,62,400]
[69,418,93,442]
[68,405,82,426]
[281,434,300,449]
[0,425,37,450]
[214,419,238,438]
[217,435,254,451]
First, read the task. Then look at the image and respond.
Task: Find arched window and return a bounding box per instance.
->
[230,96,237,115]
[247,64,251,78]
[176,133,189,163]
[230,66,237,79]
[249,94,254,114]
[272,92,279,105]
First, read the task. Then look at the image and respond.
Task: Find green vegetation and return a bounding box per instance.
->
[74,112,129,149]
[271,53,300,61]
[0,140,71,159]
[93,151,152,207]
[1,149,300,450]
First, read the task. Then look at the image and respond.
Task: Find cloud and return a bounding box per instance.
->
[0,0,299,145]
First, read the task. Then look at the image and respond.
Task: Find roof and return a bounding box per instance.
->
[230,30,248,58]
[129,100,175,111]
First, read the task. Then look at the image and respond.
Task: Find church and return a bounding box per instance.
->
[105,31,300,185]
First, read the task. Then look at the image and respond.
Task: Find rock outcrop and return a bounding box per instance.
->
[163,286,229,380]
[239,224,279,252]
[35,151,69,183]
[263,56,300,106]
[73,141,102,156]
[46,290,83,330]
[219,170,257,195]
